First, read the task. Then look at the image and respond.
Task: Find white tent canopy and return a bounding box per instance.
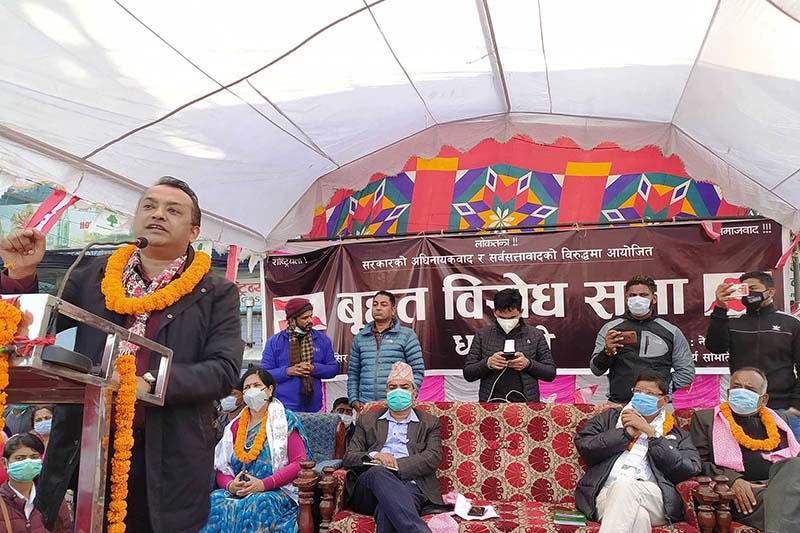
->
[2,0,800,252]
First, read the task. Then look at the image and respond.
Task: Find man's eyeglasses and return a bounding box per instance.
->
[631,388,663,398]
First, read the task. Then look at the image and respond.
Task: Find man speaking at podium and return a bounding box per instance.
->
[0,177,244,532]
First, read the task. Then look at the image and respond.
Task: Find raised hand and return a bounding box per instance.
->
[0,228,46,279]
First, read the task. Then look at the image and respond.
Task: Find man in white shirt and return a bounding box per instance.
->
[575,369,701,533]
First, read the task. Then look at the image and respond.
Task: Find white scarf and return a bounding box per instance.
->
[213,399,298,502]
[610,404,666,482]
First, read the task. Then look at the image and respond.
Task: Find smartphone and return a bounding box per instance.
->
[467,505,486,517]
[618,331,638,345]
[503,340,516,360]
[729,283,750,298]
[503,352,516,360]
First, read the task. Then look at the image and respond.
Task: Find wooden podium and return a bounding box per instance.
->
[4,294,173,533]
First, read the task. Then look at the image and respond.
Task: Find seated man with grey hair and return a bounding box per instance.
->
[690,367,800,532]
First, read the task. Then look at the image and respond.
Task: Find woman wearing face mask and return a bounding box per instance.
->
[30,406,53,452]
[0,433,71,533]
[202,369,311,533]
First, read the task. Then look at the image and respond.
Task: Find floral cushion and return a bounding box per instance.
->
[328,501,701,533]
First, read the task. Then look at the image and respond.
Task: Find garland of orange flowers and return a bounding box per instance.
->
[627,411,675,450]
[106,354,137,533]
[720,401,781,451]
[101,245,211,315]
[234,407,269,463]
[0,301,22,434]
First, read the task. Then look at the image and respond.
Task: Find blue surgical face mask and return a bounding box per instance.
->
[386,388,413,412]
[34,419,52,435]
[631,392,661,417]
[728,387,761,415]
[6,458,42,482]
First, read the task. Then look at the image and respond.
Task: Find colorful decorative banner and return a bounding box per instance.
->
[24,189,80,234]
[417,376,446,402]
[309,138,748,238]
[539,375,577,403]
[266,220,782,373]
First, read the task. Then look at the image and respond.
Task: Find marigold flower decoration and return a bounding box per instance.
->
[101,245,211,315]
[234,407,269,463]
[0,300,22,433]
[720,401,780,451]
[627,411,674,450]
[106,354,137,533]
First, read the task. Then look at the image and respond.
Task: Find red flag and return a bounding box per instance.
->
[775,232,800,270]
[701,220,722,242]
[226,245,238,282]
[24,189,79,235]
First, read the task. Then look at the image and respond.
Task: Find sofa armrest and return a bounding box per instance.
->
[295,461,319,533]
[331,469,347,517]
[676,479,700,528]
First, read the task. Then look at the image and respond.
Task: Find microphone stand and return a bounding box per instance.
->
[56,238,148,301]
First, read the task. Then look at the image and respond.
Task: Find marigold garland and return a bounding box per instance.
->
[0,300,23,434]
[627,411,675,450]
[234,407,269,463]
[106,354,137,533]
[720,401,781,451]
[101,245,211,315]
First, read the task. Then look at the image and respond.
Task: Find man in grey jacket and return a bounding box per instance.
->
[343,362,443,532]
[575,369,700,533]
[463,288,556,402]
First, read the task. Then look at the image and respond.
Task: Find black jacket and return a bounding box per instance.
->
[27,249,243,532]
[574,407,701,524]
[463,321,556,402]
[590,313,695,403]
[706,303,800,410]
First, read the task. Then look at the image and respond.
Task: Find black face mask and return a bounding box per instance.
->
[742,291,765,310]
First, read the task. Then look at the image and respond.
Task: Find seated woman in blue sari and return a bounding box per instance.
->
[203,369,310,533]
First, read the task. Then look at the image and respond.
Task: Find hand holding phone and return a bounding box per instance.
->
[729,283,749,299]
[618,331,638,346]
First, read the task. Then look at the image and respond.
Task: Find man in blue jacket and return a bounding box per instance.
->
[261,297,339,412]
[348,291,425,411]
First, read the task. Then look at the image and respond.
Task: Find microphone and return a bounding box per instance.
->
[56,237,148,301]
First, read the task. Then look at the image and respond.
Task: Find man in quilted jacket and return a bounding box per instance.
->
[575,369,701,533]
[348,291,425,411]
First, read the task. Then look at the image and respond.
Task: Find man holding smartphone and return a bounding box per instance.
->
[590,275,695,404]
[463,288,556,402]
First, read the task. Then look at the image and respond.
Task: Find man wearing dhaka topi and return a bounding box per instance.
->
[0,177,244,532]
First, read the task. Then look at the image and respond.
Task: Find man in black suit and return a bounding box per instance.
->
[343,362,443,533]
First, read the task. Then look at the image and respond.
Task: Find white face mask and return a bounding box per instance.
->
[220,395,239,413]
[243,388,268,411]
[627,296,652,318]
[338,414,354,426]
[496,317,519,334]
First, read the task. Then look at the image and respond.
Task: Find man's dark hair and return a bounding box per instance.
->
[332,397,349,410]
[494,288,523,312]
[739,271,774,289]
[4,433,45,459]
[732,366,769,393]
[634,369,669,396]
[625,275,657,294]
[374,290,396,307]
[239,368,277,397]
[156,176,201,227]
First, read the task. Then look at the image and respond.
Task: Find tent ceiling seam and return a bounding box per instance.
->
[669,0,721,125]
[0,125,266,243]
[771,166,800,190]
[362,0,437,126]
[673,124,795,209]
[245,80,338,166]
[478,0,511,114]
[537,0,552,114]
[81,0,387,160]
[765,0,800,23]
[105,0,335,165]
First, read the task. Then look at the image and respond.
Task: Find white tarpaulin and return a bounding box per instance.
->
[2,0,800,251]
